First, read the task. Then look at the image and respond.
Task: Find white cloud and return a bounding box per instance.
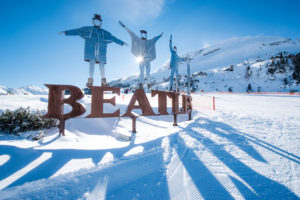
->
[97,0,167,23]
[202,42,211,48]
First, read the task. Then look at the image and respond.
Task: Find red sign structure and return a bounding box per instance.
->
[44,84,192,136]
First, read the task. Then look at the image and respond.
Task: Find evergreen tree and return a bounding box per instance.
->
[247,83,252,93]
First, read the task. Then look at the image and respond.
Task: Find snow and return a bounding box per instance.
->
[0,93,299,199]
[113,35,300,93]
[0,85,48,96]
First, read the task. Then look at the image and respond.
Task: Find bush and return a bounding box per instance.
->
[0,107,58,134]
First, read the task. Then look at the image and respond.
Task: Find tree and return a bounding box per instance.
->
[283,77,288,85]
[257,86,261,92]
[247,83,252,93]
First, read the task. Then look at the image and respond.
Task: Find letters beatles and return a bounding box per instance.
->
[44,84,192,135]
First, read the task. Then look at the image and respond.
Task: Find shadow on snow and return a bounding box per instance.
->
[0,117,299,199]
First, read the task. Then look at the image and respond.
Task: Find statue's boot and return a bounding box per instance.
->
[86,78,93,87]
[101,78,107,86]
[139,83,144,90]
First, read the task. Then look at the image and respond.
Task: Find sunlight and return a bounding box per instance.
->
[0,152,52,190]
[98,152,114,166]
[136,56,143,63]
[123,146,144,157]
[166,149,203,199]
[51,158,95,178]
[83,176,108,200]
[0,155,10,167]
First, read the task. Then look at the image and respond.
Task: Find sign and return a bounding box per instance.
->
[44,84,192,135]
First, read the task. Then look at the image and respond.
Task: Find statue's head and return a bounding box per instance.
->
[173,46,177,53]
[92,14,102,28]
[140,30,147,40]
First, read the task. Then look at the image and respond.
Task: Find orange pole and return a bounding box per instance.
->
[213,96,215,111]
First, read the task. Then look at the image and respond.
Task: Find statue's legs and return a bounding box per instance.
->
[175,66,179,92]
[87,60,95,86]
[169,67,175,91]
[99,62,107,86]
[139,62,145,88]
[145,62,151,89]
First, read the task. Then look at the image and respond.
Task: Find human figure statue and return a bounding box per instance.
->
[60,14,127,86]
[119,21,163,90]
[169,34,186,92]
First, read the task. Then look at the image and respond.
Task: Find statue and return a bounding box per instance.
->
[60,14,127,86]
[119,21,163,90]
[169,34,186,92]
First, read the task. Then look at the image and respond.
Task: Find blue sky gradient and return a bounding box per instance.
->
[0,0,300,88]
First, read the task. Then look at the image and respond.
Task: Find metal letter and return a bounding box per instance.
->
[44,84,85,119]
[151,90,169,115]
[122,88,156,117]
[44,84,86,135]
[167,92,183,114]
[86,86,120,118]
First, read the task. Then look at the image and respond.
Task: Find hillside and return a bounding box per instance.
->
[0,85,48,95]
[110,36,300,93]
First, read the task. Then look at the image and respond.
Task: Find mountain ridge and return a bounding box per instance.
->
[0,85,48,95]
[109,35,300,92]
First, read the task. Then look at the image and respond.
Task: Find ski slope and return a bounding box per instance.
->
[0,93,299,199]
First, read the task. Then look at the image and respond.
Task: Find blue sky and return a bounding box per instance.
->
[0,0,300,88]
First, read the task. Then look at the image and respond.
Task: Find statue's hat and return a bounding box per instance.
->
[93,14,102,21]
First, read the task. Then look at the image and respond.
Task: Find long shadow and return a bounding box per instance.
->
[197,117,300,164]
[0,135,171,199]
[238,130,300,163]
[184,118,299,199]
[0,145,41,181]
[168,134,235,199]
[194,118,268,163]
[1,115,298,199]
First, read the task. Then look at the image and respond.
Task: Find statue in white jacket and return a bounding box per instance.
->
[119,21,163,89]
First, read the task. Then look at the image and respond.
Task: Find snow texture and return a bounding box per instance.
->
[0,93,300,199]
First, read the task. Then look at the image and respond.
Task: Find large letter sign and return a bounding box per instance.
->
[44,84,86,119]
[86,86,120,118]
[122,88,156,117]
[44,84,192,136]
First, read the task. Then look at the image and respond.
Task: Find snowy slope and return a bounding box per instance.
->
[110,36,300,92]
[0,86,7,95]
[0,94,300,199]
[0,85,48,95]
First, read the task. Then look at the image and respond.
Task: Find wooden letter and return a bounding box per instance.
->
[86,86,120,118]
[44,84,85,119]
[167,92,184,114]
[151,90,169,115]
[122,88,156,117]
[181,95,192,113]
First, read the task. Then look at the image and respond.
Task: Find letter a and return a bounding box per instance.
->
[122,88,155,117]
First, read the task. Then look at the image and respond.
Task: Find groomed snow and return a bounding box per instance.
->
[0,93,299,199]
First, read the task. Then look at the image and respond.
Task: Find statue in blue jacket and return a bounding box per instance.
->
[119,21,163,89]
[169,34,186,92]
[60,14,127,86]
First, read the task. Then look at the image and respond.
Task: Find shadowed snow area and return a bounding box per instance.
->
[0,93,300,199]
